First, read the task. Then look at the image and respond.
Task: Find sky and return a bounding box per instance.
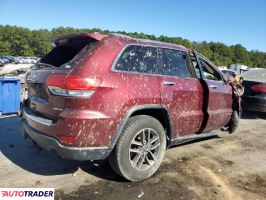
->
[0,0,266,52]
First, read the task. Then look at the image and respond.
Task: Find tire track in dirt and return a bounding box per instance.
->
[197,164,242,200]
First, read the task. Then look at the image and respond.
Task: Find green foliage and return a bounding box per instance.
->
[0,25,265,68]
[0,40,11,55]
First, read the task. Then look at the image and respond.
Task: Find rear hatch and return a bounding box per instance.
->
[26,33,107,120]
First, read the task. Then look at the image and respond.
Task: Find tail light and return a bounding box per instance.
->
[46,75,101,97]
[251,84,266,93]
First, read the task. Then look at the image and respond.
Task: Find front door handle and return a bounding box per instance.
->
[162,81,176,86]
[210,84,217,89]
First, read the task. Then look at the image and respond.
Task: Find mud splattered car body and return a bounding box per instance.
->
[21,33,234,181]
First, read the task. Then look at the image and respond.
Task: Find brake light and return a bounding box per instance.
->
[46,75,101,97]
[251,84,266,93]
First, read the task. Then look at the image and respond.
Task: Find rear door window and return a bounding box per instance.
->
[158,48,191,77]
[114,45,157,73]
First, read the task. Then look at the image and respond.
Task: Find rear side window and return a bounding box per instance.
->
[158,48,190,77]
[114,45,157,73]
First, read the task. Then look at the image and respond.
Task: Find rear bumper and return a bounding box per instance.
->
[22,121,112,161]
[21,103,119,148]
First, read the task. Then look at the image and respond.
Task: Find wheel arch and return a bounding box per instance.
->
[110,104,173,150]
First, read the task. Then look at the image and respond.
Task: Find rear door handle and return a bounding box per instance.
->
[162,81,176,86]
[210,84,217,89]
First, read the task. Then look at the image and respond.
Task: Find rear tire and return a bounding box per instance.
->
[109,115,166,181]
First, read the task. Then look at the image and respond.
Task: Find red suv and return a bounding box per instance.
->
[21,33,238,181]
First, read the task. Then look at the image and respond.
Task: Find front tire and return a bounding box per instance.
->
[109,115,166,181]
[228,111,240,133]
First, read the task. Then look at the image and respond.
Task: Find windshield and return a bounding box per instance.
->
[242,69,266,82]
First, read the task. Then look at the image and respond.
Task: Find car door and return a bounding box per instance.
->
[158,48,204,138]
[194,53,233,132]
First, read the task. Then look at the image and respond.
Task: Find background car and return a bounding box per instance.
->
[220,69,237,77]
[241,69,266,113]
[0,56,9,65]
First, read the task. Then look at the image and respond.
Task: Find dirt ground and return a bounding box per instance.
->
[0,111,265,200]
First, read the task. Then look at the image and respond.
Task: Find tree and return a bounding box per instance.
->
[30,29,52,56]
[231,44,249,64]
[0,25,265,68]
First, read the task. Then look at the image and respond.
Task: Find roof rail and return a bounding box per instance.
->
[110,33,187,49]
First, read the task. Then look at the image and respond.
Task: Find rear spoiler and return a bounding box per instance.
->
[51,32,108,46]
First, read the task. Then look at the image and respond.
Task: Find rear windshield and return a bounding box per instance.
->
[40,37,98,68]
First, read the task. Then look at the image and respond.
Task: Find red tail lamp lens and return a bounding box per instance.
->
[46,75,66,88]
[46,75,101,97]
[46,75,101,90]
[65,76,101,90]
[251,84,266,93]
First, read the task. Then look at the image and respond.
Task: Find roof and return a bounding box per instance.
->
[51,32,108,45]
[110,33,188,51]
[51,32,188,51]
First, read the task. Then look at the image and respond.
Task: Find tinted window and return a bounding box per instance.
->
[158,48,190,77]
[115,45,157,73]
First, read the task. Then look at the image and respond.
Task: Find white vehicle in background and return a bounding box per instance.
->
[230,64,249,74]
[0,56,10,65]
[22,57,32,64]
[29,57,40,63]
[218,66,227,70]
[220,69,237,77]
[14,57,24,64]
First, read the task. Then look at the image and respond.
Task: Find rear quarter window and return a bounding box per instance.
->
[114,45,157,74]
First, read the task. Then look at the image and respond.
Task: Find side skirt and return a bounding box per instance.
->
[168,132,220,147]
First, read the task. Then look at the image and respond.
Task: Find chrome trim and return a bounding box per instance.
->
[23,108,53,126]
[48,86,95,98]
[210,84,218,89]
[162,81,176,85]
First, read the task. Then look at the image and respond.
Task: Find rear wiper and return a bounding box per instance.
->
[34,62,57,69]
